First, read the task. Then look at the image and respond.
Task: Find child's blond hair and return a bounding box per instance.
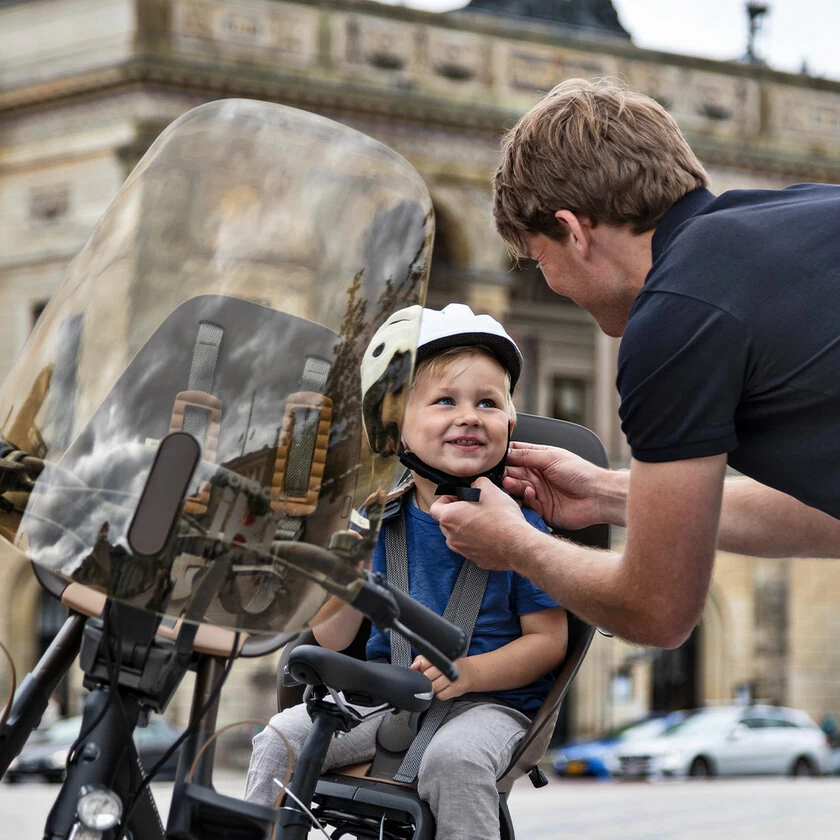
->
[413,345,517,422]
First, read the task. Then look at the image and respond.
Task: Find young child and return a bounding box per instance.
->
[245,303,568,839]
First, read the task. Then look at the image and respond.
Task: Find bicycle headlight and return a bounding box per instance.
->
[76,785,123,831]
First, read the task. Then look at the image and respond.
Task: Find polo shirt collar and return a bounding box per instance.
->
[651,188,716,261]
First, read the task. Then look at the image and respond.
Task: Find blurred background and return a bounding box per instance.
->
[1,0,839,767]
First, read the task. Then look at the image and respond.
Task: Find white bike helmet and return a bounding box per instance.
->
[416,303,522,391]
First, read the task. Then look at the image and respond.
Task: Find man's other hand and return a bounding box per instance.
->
[503,441,623,530]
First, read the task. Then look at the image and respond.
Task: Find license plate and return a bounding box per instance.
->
[566,760,587,775]
[621,758,649,776]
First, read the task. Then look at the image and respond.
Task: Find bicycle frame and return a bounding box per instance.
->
[0,598,278,839]
[0,588,436,839]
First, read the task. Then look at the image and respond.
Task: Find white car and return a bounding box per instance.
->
[611,705,831,779]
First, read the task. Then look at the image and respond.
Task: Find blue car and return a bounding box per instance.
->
[553,711,689,778]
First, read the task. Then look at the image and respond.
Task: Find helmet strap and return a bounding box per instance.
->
[397,441,508,503]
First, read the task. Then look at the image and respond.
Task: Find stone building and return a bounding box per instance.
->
[1,0,839,743]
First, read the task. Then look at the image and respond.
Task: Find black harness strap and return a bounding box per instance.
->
[384,494,489,783]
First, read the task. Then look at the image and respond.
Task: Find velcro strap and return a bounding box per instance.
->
[272,355,333,540]
[188,321,224,393]
[271,392,332,517]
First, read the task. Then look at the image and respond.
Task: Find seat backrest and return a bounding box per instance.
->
[277,413,610,785]
[496,413,609,790]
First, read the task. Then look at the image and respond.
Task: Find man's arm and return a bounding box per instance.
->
[717,477,840,557]
[503,441,840,558]
[411,606,568,701]
[431,455,728,649]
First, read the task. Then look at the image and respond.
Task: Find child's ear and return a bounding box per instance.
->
[508,419,515,438]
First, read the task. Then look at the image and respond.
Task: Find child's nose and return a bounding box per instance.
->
[455,404,480,424]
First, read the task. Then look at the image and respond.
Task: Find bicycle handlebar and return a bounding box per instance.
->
[350,573,465,682]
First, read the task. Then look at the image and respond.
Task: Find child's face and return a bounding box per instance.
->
[402,353,511,478]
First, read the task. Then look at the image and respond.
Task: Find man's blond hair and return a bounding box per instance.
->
[493,78,709,258]
[414,346,517,422]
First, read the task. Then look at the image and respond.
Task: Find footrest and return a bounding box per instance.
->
[172,781,277,840]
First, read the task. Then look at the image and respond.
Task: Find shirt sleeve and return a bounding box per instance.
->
[618,291,752,463]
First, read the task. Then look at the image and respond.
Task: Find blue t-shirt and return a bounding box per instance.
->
[365,497,560,716]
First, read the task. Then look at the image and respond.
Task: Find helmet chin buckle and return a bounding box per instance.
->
[398,444,504,504]
[434,483,482,502]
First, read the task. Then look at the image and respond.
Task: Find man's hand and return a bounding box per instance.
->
[411,654,472,700]
[503,441,626,530]
[430,478,535,570]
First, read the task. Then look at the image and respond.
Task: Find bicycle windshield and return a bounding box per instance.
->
[0,99,432,635]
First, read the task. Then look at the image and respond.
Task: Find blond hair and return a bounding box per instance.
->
[493,78,709,258]
[414,345,517,422]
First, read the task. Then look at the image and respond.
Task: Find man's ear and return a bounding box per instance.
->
[554,210,592,258]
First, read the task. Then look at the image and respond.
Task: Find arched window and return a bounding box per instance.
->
[651,625,701,712]
[426,215,460,307]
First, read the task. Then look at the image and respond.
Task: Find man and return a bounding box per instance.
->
[429,77,840,649]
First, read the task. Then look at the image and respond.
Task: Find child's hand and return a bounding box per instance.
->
[410,655,472,700]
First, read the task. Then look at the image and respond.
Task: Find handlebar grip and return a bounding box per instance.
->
[385,583,467,662]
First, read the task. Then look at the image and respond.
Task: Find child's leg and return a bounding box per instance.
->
[245,703,382,807]
[416,700,530,840]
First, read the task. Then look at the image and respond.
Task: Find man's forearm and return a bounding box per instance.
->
[434,463,720,649]
[504,525,682,648]
[717,477,840,558]
[588,468,840,558]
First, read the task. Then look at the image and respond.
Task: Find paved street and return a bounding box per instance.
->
[508,776,840,838]
[3,771,839,837]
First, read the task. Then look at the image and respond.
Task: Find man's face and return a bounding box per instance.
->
[401,353,511,478]
[523,231,633,338]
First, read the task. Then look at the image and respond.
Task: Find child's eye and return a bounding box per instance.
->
[435,396,455,406]
[478,398,497,409]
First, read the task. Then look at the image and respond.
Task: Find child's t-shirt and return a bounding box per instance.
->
[365,498,561,716]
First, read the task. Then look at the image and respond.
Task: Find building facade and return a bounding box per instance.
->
[1,0,840,740]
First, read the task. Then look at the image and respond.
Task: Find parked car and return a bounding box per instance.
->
[611,705,832,779]
[553,711,690,778]
[4,713,183,783]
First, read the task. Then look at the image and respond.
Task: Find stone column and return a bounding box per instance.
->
[752,558,788,704]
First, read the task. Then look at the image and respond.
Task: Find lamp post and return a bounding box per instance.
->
[745,1,770,65]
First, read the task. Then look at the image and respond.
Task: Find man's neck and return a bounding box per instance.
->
[599,225,654,292]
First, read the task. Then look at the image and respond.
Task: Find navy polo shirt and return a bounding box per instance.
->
[617,184,840,518]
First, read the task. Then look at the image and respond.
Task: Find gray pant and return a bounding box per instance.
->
[245,698,530,840]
